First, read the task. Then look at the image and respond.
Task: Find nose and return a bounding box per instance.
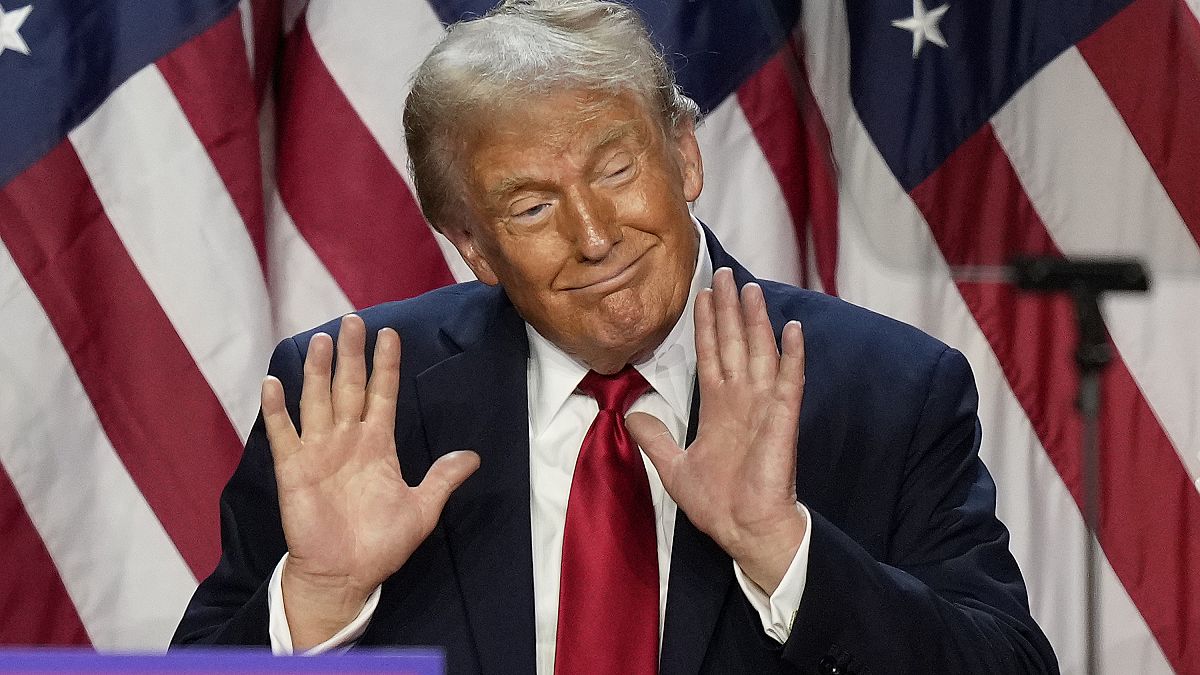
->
[563,185,622,262]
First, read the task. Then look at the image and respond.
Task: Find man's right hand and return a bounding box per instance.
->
[260,314,480,650]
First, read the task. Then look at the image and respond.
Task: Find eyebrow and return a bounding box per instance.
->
[484,120,648,201]
[487,175,543,202]
[585,120,644,157]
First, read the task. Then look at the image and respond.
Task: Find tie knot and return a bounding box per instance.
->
[578,365,650,414]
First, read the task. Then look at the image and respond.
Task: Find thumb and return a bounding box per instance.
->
[416,450,481,512]
[626,411,684,486]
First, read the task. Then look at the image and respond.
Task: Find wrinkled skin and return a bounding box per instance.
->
[442,90,703,374]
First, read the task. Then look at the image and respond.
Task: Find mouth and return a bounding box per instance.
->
[564,248,651,294]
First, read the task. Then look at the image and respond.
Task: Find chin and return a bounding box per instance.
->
[589,306,673,364]
[601,286,666,330]
[535,280,685,370]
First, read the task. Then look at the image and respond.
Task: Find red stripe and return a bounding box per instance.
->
[788,38,840,298]
[736,42,840,295]
[0,141,243,579]
[250,0,283,102]
[0,469,90,646]
[1077,0,1200,249]
[275,19,455,309]
[736,51,809,287]
[910,124,1200,674]
[157,10,267,276]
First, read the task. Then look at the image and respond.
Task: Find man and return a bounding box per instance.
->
[174,1,1058,673]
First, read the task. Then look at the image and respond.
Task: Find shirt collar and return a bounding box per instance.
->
[527,219,713,436]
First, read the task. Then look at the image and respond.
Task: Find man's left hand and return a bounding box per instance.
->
[627,267,807,594]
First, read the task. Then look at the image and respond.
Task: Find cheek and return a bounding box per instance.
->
[615,186,659,224]
[623,175,690,232]
[491,237,569,295]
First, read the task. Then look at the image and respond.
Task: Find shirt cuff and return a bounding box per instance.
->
[266,553,382,654]
[731,502,812,644]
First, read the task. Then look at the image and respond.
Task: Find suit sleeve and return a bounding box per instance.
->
[780,347,1059,674]
[170,338,304,646]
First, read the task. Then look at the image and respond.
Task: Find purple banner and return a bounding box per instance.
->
[0,649,443,674]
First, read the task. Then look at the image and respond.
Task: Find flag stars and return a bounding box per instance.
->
[0,2,32,57]
[892,0,949,58]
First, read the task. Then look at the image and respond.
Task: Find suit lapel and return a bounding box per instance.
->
[660,231,762,675]
[660,378,733,675]
[416,290,537,674]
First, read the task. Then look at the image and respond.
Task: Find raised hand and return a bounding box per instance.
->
[260,314,480,649]
[626,268,807,594]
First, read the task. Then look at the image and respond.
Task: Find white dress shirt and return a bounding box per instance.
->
[267,223,813,666]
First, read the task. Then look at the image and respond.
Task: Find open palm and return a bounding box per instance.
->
[627,269,807,592]
[260,314,478,647]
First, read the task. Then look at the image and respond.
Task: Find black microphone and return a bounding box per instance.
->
[1008,255,1149,293]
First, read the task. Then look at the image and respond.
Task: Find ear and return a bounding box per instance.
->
[441,224,501,286]
[673,120,704,202]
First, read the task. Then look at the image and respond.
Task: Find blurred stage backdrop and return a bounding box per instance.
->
[0,1,1197,672]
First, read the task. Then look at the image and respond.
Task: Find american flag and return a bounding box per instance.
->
[0,0,1196,672]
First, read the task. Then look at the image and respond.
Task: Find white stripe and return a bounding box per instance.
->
[238,0,254,71]
[0,243,198,651]
[69,66,274,443]
[267,192,356,338]
[304,0,476,283]
[992,46,1200,485]
[797,2,1174,672]
[258,91,355,339]
[303,0,437,191]
[693,98,803,286]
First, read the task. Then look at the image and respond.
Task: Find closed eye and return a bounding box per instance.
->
[515,203,550,219]
[607,163,632,178]
[598,150,637,184]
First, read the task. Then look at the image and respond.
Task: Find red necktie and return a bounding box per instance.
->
[555,366,658,675]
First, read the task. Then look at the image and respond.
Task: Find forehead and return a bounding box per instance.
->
[464,90,660,187]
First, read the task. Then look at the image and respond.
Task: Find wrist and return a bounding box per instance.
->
[281,560,374,650]
[729,506,807,595]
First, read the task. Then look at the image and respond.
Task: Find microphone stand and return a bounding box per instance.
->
[1007,256,1150,675]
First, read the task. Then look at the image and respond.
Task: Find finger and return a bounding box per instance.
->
[332,315,367,423]
[626,411,685,492]
[764,322,806,455]
[712,267,748,379]
[300,333,334,434]
[741,283,778,384]
[774,321,806,414]
[364,328,402,428]
[751,323,806,476]
[414,450,481,523]
[694,288,721,387]
[261,376,300,459]
[752,396,802,483]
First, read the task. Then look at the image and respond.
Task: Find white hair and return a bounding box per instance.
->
[403,0,700,232]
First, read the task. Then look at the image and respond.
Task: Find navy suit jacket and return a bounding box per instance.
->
[173,231,1058,674]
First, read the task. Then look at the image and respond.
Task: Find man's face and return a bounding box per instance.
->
[445,89,704,374]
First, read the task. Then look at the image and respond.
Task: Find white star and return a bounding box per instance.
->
[0,2,33,57]
[891,0,949,58]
